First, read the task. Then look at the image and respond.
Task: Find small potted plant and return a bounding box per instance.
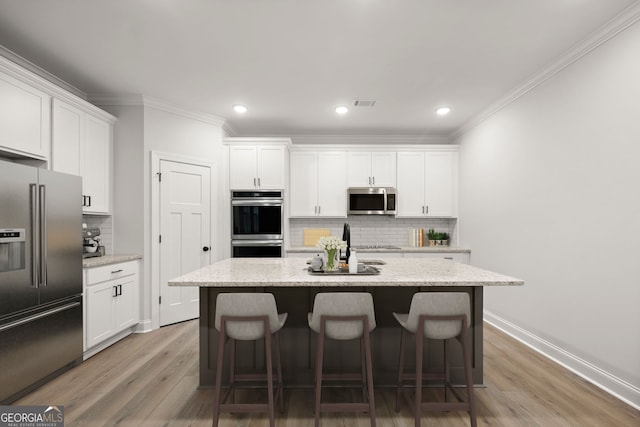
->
[427,228,438,246]
[440,232,449,246]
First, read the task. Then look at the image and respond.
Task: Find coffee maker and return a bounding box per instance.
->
[82,227,102,258]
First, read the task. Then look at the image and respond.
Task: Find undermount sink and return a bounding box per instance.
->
[359,259,387,265]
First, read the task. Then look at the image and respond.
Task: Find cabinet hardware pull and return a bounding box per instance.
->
[203,246,210,252]
[425,206,429,214]
[113,285,118,297]
[372,176,375,185]
[118,284,122,296]
[422,206,424,214]
[318,205,321,215]
[253,177,256,187]
[111,269,123,274]
[257,177,261,187]
[444,257,453,260]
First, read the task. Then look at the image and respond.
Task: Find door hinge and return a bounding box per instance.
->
[157,172,162,182]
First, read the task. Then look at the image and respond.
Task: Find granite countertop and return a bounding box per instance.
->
[83,254,142,268]
[169,257,523,288]
[287,246,471,253]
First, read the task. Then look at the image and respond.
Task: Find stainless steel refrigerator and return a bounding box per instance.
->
[0,159,83,404]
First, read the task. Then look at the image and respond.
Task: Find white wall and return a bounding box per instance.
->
[457,20,640,407]
[102,102,225,331]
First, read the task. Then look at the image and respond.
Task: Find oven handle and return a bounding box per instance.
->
[231,199,283,206]
[231,240,283,247]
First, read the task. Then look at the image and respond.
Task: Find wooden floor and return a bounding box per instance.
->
[16,320,640,427]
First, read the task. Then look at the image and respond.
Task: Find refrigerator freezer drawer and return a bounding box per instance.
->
[0,298,82,404]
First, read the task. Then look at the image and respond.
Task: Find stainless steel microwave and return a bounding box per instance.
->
[347,187,397,215]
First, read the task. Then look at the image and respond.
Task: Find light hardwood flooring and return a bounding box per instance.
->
[16,320,640,426]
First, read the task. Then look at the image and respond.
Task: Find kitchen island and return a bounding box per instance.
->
[169,257,523,387]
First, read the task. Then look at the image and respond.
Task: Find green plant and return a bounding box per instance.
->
[427,228,437,240]
[441,232,449,241]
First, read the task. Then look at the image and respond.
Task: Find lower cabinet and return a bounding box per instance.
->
[84,260,139,352]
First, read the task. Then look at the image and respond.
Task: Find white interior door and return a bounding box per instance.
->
[159,160,211,326]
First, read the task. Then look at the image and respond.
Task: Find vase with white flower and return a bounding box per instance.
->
[315,235,347,271]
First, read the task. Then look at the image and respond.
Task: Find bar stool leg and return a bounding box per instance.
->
[313,324,326,427]
[444,339,450,402]
[395,329,406,412]
[264,326,275,427]
[415,325,424,427]
[212,325,227,427]
[362,319,376,427]
[360,336,367,401]
[274,331,284,414]
[461,328,477,427]
[229,338,235,404]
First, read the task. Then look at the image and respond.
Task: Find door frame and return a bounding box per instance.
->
[150,151,217,330]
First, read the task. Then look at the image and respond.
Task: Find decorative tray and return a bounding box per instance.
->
[307,265,381,276]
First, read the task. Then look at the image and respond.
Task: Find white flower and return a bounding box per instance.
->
[316,235,347,251]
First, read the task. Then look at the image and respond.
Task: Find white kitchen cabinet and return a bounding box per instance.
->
[0,70,50,159]
[85,260,139,351]
[51,99,113,214]
[396,151,457,217]
[290,150,347,217]
[229,145,285,189]
[347,151,396,187]
[82,114,111,213]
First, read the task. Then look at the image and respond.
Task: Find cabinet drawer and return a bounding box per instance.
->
[86,260,138,285]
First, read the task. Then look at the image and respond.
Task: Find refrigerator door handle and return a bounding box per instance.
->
[39,184,47,288]
[30,183,39,288]
[0,301,81,333]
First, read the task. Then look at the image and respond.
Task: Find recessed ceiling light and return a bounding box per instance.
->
[233,104,248,114]
[435,106,451,116]
[335,105,349,115]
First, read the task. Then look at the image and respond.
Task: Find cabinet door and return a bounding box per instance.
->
[83,115,111,214]
[346,152,372,187]
[317,151,347,217]
[289,151,318,217]
[371,152,396,187]
[0,72,50,158]
[86,281,116,349]
[396,152,426,217]
[229,146,258,189]
[257,146,285,189]
[425,152,455,217]
[113,276,138,330]
[51,99,83,175]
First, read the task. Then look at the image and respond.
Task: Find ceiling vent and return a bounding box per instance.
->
[352,99,377,107]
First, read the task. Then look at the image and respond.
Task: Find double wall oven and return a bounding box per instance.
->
[231,190,283,258]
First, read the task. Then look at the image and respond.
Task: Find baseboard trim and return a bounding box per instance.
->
[134,319,153,334]
[484,310,640,411]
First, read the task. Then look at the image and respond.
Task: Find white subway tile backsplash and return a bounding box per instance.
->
[83,215,113,255]
[289,217,457,247]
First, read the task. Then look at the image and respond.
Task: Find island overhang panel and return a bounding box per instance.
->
[169,258,524,387]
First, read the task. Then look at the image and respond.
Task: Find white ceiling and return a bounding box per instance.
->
[0,0,638,138]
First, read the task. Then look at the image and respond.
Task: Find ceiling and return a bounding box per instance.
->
[0,0,638,138]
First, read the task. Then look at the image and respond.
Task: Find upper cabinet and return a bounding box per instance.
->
[396,150,458,217]
[347,151,396,187]
[290,150,347,217]
[52,98,113,214]
[0,70,51,159]
[227,139,288,190]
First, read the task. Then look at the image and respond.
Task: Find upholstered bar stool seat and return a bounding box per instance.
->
[212,293,288,427]
[394,292,477,427]
[308,292,377,427]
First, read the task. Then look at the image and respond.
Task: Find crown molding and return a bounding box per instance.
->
[450,1,640,142]
[0,45,86,99]
[88,94,227,127]
[222,121,238,137]
[287,134,451,145]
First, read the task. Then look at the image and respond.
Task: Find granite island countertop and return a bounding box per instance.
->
[169,257,523,288]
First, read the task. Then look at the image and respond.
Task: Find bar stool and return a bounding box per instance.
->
[393,292,477,427]
[212,293,288,427]
[308,292,377,427]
